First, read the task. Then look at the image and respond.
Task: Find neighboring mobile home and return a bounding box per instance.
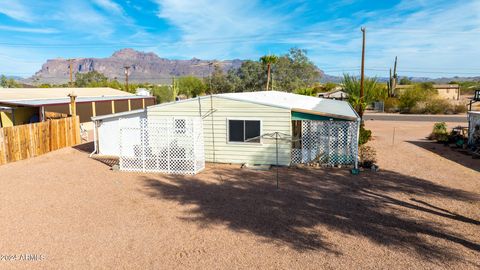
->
[395,84,460,100]
[317,89,349,100]
[0,87,155,127]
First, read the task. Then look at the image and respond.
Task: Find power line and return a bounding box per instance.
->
[0,27,479,48]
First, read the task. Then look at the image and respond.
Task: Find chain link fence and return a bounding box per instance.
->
[119,117,205,175]
[291,120,359,166]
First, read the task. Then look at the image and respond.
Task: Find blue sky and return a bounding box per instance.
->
[0,0,479,78]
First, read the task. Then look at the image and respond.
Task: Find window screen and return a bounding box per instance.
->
[228,120,244,142]
[228,120,260,143]
[245,120,260,143]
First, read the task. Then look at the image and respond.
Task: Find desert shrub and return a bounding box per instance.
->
[359,125,372,145]
[452,104,467,114]
[424,98,450,114]
[428,122,449,142]
[384,97,400,112]
[151,85,174,103]
[398,87,424,113]
[295,87,317,96]
[398,83,438,113]
[359,145,377,168]
[408,102,426,114]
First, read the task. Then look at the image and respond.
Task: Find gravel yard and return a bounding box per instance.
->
[0,120,479,269]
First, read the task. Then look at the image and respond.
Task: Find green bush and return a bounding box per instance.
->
[294,87,317,96]
[428,122,449,142]
[398,83,438,113]
[359,125,372,145]
[424,98,450,114]
[384,97,400,112]
[398,87,425,113]
[151,85,174,103]
[452,104,467,114]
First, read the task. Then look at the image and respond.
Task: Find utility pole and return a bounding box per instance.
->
[359,27,366,119]
[67,59,73,87]
[123,66,130,92]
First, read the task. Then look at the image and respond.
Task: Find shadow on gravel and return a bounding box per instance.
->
[73,142,119,167]
[141,166,480,262]
[408,140,480,172]
[73,141,94,153]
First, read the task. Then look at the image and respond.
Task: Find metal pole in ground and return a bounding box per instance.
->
[276,134,279,189]
[392,127,396,146]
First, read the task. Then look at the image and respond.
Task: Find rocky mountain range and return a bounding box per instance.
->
[25,48,480,85]
[28,48,244,84]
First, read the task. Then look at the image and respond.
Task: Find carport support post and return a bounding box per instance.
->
[69,94,77,117]
[39,106,45,122]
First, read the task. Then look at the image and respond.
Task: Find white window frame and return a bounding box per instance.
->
[226,118,262,144]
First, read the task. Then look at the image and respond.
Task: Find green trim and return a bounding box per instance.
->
[291,111,349,121]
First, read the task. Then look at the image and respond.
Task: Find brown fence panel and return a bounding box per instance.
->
[0,116,80,165]
[0,130,6,165]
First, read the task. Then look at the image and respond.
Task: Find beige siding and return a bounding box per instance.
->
[147,97,292,165]
[437,88,459,100]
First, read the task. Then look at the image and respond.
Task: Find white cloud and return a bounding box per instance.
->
[0,25,58,34]
[283,0,480,78]
[154,0,293,59]
[151,0,480,77]
[92,0,125,15]
[0,1,33,22]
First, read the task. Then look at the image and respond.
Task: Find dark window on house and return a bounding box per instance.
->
[228,120,261,143]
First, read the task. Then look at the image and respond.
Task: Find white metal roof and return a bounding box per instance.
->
[217,91,359,120]
[148,91,359,120]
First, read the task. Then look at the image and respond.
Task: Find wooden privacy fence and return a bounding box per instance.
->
[0,116,81,165]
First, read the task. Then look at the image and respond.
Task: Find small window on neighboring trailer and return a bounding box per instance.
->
[228,119,261,143]
[174,118,186,134]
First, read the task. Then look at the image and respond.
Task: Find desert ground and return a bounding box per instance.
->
[0,120,479,269]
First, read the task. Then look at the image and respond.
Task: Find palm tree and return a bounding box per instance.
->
[342,73,383,117]
[260,54,278,90]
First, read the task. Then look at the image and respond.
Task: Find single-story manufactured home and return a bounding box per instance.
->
[395,84,460,100]
[317,89,349,100]
[92,91,360,171]
[0,87,155,127]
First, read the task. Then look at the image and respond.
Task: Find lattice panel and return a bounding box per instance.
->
[291,120,359,166]
[119,117,205,175]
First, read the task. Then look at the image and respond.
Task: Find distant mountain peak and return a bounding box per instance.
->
[111,48,160,61]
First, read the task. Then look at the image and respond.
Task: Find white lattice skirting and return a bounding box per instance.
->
[119,117,205,175]
[291,120,359,166]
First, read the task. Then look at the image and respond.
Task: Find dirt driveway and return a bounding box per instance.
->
[0,120,479,269]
